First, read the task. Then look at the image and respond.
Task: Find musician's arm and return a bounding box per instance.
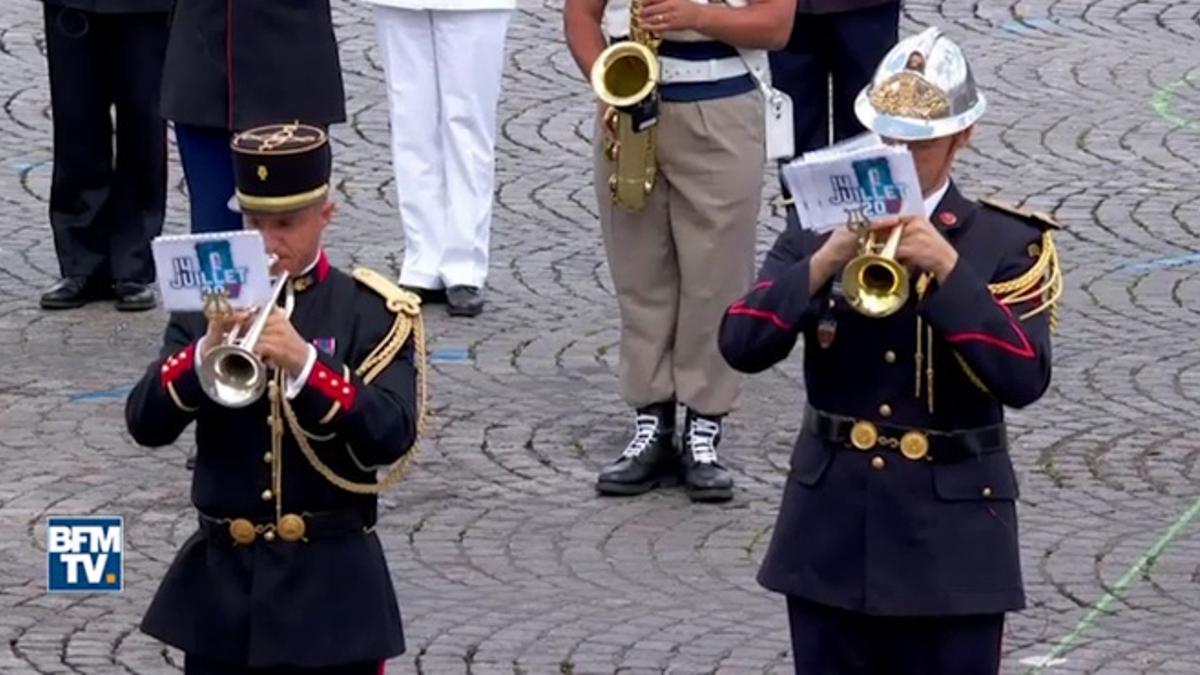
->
[286,300,419,468]
[125,315,208,447]
[691,0,795,49]
[719,212,831,373]
[564,0,607,79]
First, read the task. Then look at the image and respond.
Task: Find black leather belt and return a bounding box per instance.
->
[198,509,372,546]
[803,406,1007,462]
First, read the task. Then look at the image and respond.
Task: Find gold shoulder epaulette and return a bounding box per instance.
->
[980,196,1061,231]
[987,229,1063,332]
[352,266,421,317]
[280,266,429,496]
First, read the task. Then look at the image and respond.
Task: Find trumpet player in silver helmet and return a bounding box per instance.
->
[720,27,1062,674]
[126,122,427,673]
[564,0,796,503]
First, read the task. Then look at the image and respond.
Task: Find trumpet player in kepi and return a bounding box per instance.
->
[718,28,1062,673]
[125,122,426,674]
[564,0,795,502]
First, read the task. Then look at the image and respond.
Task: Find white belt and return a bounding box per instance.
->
[658,56,748,84]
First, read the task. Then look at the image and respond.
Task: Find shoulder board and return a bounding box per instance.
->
[979,196,1061,231]
[351,267,421,316]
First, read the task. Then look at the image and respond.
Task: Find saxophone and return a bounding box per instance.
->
[590,0,661,211]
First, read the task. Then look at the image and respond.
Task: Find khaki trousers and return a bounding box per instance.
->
[596,91,765,415]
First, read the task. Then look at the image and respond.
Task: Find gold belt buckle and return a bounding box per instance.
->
[277,513,307,542]
[849,421,878,450]
[899,431,930,461]
[228,518,257,545]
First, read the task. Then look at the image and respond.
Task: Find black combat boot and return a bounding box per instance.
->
[681,409,733,502]
[596,401,677,496]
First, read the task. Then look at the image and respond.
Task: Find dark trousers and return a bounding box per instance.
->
[770,1,901,154]
[44,3,168,285]
[176,124,243,233]
[184,654,382,674]
[786,597,1004,675]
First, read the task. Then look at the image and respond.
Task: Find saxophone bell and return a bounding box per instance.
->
[591,19,660,212]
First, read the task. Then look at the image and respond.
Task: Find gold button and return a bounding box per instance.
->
[849,421,878,450]
[263,530,276,542]
[871,456,886,470]
[899,431,930,461]
[228,519,256,546]
[261,489,273,501]
[277,514,306,542]
[982,487,993,497]
[262,452,273,464]
[884,350,896,364]
[879,404,892,417]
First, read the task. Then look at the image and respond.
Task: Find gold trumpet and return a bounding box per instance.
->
[842,220,910,318]
[197,255,289,408]
[590,0,661,211]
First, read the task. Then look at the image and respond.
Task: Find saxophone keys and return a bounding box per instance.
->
[603,107,619,134]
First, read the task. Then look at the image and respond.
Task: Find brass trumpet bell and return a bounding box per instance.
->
[842,224,910,318]
[197,258,290,408]
[200,341,270,408]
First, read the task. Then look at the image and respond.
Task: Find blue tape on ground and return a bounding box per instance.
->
[68,385,134,402]
[429,347,470,363]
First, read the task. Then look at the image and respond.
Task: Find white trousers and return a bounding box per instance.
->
[374,6,510,290]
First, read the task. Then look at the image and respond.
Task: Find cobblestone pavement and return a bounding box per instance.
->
[2,0,1199,673]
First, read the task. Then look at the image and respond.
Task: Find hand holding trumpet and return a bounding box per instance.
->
[252,308,311,377]
[202,307,309,378]
[809,216,959,298]
[873,215,959,283]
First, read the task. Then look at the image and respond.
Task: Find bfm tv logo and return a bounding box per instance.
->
[47,516,123,592]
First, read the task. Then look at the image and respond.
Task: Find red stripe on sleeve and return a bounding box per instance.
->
[944,300,1035,359]
[727,301,793,331]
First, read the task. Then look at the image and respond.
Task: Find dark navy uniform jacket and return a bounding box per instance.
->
[719,182,1055,617]
[160,0,346,130]
[126,253,416,667]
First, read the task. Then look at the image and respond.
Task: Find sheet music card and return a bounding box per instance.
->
[151,231,274,312]
[781,134,924,233]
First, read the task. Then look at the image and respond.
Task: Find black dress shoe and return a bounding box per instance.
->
[40,277,109,310]
[446,285,484,317]
[681,409,734,503]
[400,285,448,305]
[597,401,678,496]
[113,281,156,312]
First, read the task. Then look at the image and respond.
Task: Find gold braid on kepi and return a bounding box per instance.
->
[980,198,1064,333]
[281,267,428,494]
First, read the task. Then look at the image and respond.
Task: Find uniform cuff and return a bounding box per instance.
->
[161,341,206,411]
[285,345,319,400]
[290,353,358,425]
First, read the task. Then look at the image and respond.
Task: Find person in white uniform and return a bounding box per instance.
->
[366,0,514,317]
